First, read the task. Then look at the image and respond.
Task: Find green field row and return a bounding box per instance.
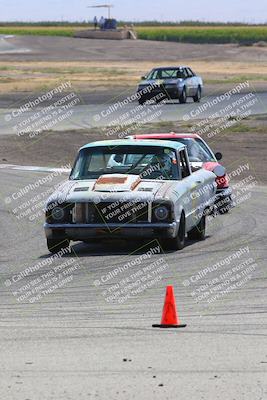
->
[0,26,76,37]
[0,25,267,44]
[137,26,267,44]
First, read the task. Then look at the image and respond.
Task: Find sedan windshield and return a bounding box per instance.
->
[70,145,179,181]
[147,68,186,80]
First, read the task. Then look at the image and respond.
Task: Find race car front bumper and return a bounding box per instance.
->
[44,221,179,241]
[137,85,181,100]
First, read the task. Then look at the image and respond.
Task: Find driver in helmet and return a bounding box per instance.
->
[142,152,173,179]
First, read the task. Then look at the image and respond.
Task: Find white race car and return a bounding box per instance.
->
[44,139,217,253]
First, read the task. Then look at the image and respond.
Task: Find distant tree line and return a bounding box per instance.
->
[0,20,266,27]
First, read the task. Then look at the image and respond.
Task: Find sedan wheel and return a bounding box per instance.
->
[138,97,147,105]
[193,86,201,103]
[179,87,187,104]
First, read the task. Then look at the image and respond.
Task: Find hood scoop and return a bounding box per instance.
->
[93,174,141,192]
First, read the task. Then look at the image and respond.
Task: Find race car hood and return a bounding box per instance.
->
[46,174,174,205]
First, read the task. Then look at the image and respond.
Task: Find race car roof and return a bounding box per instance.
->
[80,139,186,151]
[130,133,200,139]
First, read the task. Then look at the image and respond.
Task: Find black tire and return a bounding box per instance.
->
[47,238,70,254]
[163,213,185,251]
[179,87,187,104]
[218,203,231,214]
[187,213,206,241]
[155,95,165,104]
[193,86,201,103]
[138,97,147,105]
[216,195,232,214]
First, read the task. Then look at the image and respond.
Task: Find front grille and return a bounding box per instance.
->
[74,201,149,224]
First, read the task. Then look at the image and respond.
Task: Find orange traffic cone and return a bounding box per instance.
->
[152,286,186,328]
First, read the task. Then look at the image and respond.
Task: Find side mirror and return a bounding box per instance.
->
[215,152,222,161]
[141,76,146,80]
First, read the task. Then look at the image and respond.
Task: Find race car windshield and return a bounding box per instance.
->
[70,145,179,181]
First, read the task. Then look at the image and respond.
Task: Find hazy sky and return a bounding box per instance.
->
[0,0,266,23]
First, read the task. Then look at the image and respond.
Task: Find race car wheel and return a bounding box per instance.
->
[193,86,201,103]
[179,87,187,104]
[164,212,185,251]
[187,213,206,240]
[47,238,70,254]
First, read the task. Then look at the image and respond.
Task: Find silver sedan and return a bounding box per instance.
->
[136,66,203,104]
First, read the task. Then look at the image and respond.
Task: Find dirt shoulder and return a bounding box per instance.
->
[2,36,267,63]
[0,60,266,96]
[0,36,266,95]
[0,117,266,184]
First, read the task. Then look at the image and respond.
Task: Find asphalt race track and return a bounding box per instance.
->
[0,32,267,400]
[0,91,266,135]
[0,168,266,400]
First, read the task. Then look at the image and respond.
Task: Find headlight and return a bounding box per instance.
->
[46,203,74,224]
[154,205,169,221]
[51,206,65,222]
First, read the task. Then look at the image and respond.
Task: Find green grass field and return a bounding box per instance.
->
[137,26,267,44]
[0,26,76,37]
[0,24,266,44]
